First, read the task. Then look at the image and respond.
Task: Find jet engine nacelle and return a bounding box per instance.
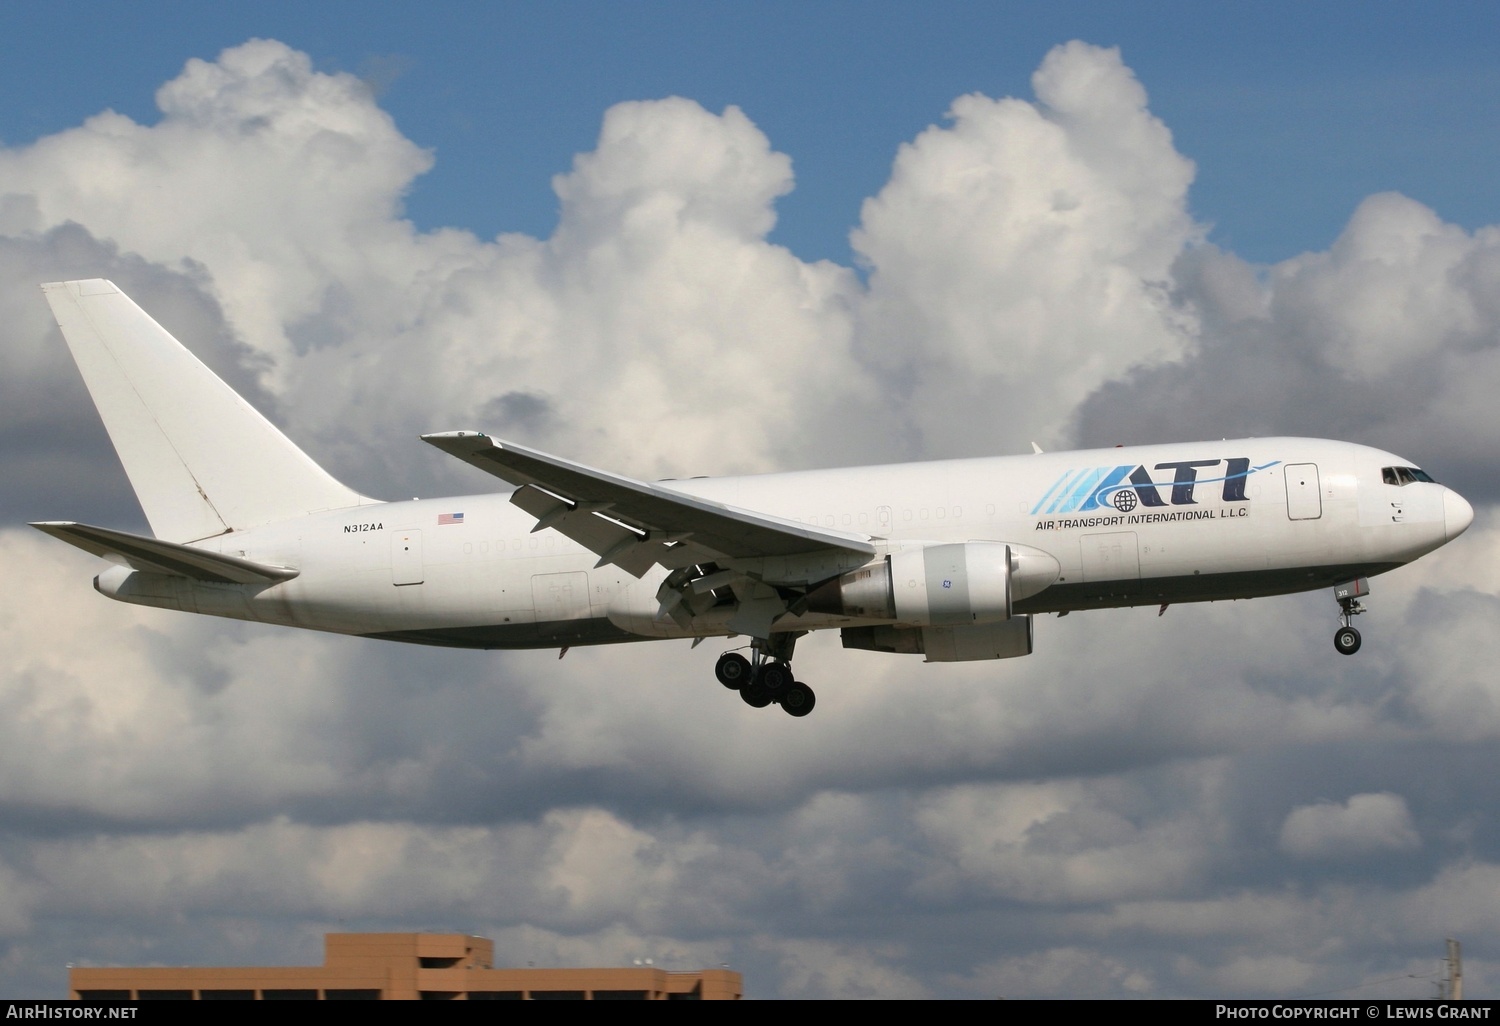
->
[806,541,1060,627]
[890,542,1011,626]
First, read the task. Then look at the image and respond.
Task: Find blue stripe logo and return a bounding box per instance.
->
[1031,459,1280,515]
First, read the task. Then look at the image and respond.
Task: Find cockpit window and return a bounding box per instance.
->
[1383,466,1437,486]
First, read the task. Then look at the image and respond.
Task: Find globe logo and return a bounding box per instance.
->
[1112,489,1138,513]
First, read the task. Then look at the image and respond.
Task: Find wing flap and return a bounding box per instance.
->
[422,432,876,578]
[31,522,298,585]
[509,483,663,577]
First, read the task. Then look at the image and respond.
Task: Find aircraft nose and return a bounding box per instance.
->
[1444,488,1475,541]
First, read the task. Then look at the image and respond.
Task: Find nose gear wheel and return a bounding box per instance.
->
[1334,626,1361,655]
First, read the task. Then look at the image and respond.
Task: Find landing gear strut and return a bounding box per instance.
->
[1333,578,1368,655]
[714,633,815,717]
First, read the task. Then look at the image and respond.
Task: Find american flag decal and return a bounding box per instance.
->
[438,512,464,525]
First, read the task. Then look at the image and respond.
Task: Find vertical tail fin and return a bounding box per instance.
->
[42,279,371,541]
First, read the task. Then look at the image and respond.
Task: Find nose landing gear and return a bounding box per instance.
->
[1334,624,1361,655]
[1332,578,1368,655]
[713,634,815,717]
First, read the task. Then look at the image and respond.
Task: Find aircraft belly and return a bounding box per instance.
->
[364,617,641,650]
[1017,561,1405,613]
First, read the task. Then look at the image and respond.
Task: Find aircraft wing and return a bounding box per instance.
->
[422,431,876,579]
[30,522,298,585]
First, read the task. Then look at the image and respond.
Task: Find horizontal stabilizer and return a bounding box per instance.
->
[30,522,298,585]
[422,431,876,577]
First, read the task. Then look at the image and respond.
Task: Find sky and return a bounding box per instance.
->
[3,1,1500,1000]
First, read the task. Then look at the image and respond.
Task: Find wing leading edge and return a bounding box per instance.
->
[421,431,876,582]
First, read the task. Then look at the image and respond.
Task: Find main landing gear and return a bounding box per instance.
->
[714,634,815,717]
[1332,577,1368,655]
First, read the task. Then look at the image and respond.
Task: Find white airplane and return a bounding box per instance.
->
[33,279,1475,717]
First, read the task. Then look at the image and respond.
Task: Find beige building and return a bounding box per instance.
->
[70,932,742,1000]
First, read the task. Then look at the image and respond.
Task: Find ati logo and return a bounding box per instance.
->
[1031,459,1281,516]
